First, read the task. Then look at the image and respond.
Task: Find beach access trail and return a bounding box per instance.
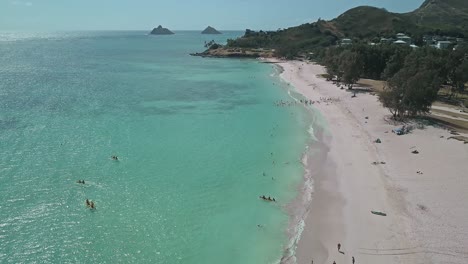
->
[275,61,468,264]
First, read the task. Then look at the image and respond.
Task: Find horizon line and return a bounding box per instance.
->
[0,29,252,32]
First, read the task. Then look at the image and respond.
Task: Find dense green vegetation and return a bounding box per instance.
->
[318,44,468,118]
[226,23,338,59]
[226,0,468,57]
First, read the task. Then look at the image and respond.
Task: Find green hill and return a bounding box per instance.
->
[410,0,468,34]
[330,0,468,38]
[329,6,417,38]
[331,7,402,37]
[225,0,468,55]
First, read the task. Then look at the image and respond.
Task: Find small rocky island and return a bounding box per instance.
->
[150,25,174,35]
[201,26,222,34]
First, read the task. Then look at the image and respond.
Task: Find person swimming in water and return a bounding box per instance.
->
[86,199,91,207]
[111,155,118,161]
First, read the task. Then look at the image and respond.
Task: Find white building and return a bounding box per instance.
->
[341,38,352,45]
[380,37,393,44]
[397,35,412,44]
[394,40,408,45]
[437,41,452,49]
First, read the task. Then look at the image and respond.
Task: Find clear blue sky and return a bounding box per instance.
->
[0,0,424,31]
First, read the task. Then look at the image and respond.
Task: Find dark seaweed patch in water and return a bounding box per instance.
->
[141,80,250,103]
[134,79,258,114]
[134,104,199,116]
[135,97,258,115]
[215,97,259,111]
[0,118,23,130]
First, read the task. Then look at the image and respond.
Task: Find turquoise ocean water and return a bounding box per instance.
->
[0,31,312,263]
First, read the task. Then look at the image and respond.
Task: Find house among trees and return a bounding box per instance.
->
[341,38,352,45]
[423,35,435,45]
[437,40,452,49]
[394,40,408,45]
[380,37,393,44]
[394,33,412,44]
[397,35,412,44]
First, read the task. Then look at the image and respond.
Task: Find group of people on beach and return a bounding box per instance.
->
[274,99,314,107]
[274,97,340,108]
[318,97,340,103]
[321,243,355,264]
[312,97,341,106]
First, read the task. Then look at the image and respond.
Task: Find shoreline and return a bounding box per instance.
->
[269,62,331,264]
[274,60,468,264]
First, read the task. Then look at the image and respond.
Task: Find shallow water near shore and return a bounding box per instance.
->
[0,31,312,263]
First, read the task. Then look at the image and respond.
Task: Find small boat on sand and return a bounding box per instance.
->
[371,211,387,216]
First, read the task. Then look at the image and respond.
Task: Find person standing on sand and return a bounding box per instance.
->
[337,243,341,252]
[333,261,336,264]
[352,256,355,263]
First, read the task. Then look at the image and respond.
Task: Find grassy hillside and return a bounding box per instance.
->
[331,1,468,38]
[409,0,468,34]
[329,6,416,38]
[225,0,468,56]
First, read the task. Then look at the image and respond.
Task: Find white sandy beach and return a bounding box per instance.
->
[276,61,468,264]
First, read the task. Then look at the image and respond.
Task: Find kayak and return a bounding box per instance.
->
[371,211,387,216]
